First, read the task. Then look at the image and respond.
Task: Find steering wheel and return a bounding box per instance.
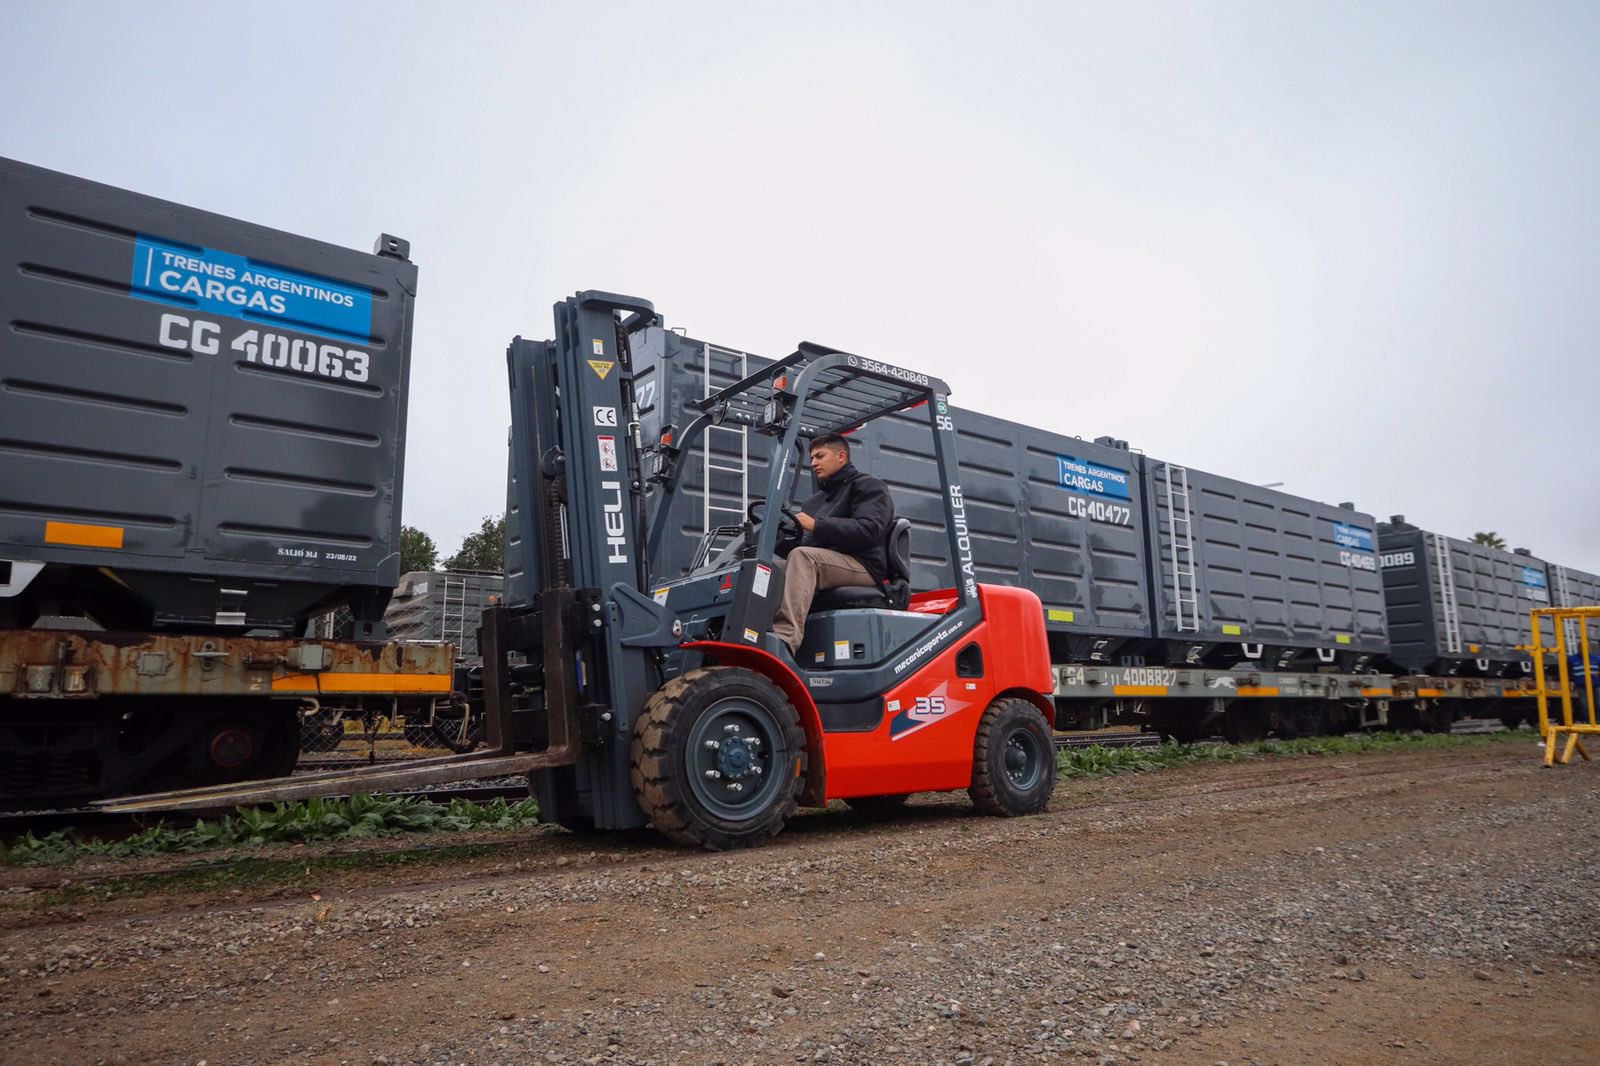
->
[747,499,801,535]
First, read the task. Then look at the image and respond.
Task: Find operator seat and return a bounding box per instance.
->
[809,517,912,612]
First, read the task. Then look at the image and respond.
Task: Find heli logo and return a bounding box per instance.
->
[601,480,628,564]
[719,574,734,593]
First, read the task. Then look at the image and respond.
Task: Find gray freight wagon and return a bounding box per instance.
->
[1377,518,1548,675]
[385,569,504,663]
[0,157,416,636]
[1550,563,1600,612]
[631,326,1390,669]
[1140,458,1390,669]
[630,327,1154,662]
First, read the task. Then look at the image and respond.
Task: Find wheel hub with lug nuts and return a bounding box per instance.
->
[705,725,764,783]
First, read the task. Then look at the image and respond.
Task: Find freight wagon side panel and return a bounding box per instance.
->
[1378,520,1545,672]
[635,329,776,580]
[1457,547,1547,658]
[1376,526,1437,670]
[859,415,1149,652]
[1549,564,1600,611]
[1142,459,1389,657]
[633,330,1151,654]
[0,157,416,630]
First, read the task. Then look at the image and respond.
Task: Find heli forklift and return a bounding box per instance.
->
[106,292,1058,849]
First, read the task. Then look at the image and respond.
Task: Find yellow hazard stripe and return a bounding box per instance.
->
[1503,689,1536,698]
[1416,688,1445,697]
[45,521,124,548]
[1236,686,1280,697]
[1361,687,1392,698]
[271,672,452,694]
[1112,685,1168,696]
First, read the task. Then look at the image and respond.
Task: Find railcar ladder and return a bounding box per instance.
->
[1554,565,1582,649]
[701,343,751,550]
[1163,463,1200,632]
[1432,531,1463,654]
[442,573,468,652]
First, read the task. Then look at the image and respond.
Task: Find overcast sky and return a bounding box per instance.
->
[4,1,1597,572]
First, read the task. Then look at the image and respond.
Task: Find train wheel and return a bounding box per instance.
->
[189,704,299,785]
[1295,705,1328,738]
[1417,703,1454,734]
[969,698,1056,816]
[1270,703,1325,740]
[1153,717,1204,744]
[299,709,344,753]
[430,704,485,753]
[845,793,912,817]
[1222,704,1268,744]
[631,667,805,850]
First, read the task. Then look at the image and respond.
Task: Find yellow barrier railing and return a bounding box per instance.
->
[1526,605,1600,766]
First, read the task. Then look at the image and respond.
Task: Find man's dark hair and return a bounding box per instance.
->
[811,432,851,457]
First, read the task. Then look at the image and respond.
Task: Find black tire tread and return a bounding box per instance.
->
[968,696,1055,817]
[630,667,805,850]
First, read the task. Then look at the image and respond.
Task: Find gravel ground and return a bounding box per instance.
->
[1,738,1596,1065]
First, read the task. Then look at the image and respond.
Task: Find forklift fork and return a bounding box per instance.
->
[94,599,583,815]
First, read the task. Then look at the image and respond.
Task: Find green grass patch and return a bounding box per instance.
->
[1,792,542,866]
[1057,729,1522,779]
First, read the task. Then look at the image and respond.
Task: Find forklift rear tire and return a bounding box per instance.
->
[631,667,805,850]
[969,698,1055,817]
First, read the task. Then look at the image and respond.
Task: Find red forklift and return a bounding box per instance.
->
[106,292,1058,849]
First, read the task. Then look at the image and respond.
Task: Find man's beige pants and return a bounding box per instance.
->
[771,546,875,653]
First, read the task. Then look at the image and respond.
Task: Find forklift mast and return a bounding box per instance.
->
[501,291,666,830]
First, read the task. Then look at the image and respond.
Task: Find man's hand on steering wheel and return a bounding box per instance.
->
[748,500,806,553]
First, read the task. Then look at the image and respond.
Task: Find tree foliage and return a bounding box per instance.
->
[1470,531,1507,550]
[446,514,506,572]
[400,525,439,574]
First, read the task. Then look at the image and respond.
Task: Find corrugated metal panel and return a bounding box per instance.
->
[384,570,503,662]
[632,328,1151,649]
[1550,563,1600,610]
[1377,521,1546,670]
[0,157,415,629]
[1141,458,1389,654]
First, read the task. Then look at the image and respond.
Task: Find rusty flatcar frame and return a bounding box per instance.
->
[92,603,583,813]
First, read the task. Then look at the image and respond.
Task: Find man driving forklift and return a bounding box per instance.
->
[771,431,895,654]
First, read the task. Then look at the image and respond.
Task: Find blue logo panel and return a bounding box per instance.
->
[1333,522,1374,552]
[130,235,374,342]
[1057,455,1130,501]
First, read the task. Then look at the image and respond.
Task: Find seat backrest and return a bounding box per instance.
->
[886,517,911,585]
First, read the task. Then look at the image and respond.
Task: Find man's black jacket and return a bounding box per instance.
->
[792,462,895,583]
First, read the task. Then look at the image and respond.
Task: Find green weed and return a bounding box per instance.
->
[1057,729,1519,779]
[0,793,542,866]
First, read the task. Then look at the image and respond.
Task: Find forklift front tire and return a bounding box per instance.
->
[631,667,805,850]
[969,697,1056,817]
